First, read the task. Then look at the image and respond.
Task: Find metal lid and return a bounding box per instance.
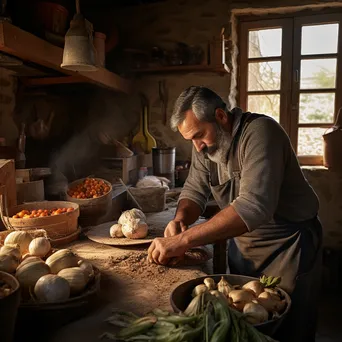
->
[152,147,176,154]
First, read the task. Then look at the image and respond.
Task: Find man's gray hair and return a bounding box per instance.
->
[170,86,228,131]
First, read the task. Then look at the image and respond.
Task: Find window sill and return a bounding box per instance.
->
[298,155,323,166]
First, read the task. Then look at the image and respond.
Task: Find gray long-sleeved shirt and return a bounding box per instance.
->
[178,109,319,231]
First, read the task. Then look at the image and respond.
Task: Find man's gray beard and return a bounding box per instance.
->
[206,124,231,164]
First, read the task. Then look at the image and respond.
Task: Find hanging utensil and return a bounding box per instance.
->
[140,94,157,153]
[132,106,148,154]
[158,80,168,126]
[143,105,157,153]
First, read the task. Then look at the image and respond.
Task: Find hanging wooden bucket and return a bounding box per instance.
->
[323,108,342,170]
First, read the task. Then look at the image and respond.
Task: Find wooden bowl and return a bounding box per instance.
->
[66,178,113,226]
[15,267,101,336]
[0,271,21,342]
[170,274,292,337]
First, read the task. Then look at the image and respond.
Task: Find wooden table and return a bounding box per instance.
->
[21,206,213,342]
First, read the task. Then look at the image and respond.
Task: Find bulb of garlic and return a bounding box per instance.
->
[4,231,32,254]
[34,274,70,302]
[121,218,148,239]
[129,208,146,221]
[118,209,146,225]
[110,223,124,238]
[29,237,51,258]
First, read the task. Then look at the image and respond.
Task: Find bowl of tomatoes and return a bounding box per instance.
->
[4,201,80,241]
[67,178,111,200]
[66,178,113,224]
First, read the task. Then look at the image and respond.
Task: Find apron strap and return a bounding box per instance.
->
[231,112,267,174]
[211,111,266,274]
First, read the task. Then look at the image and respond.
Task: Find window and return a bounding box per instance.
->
[238,12,342,165]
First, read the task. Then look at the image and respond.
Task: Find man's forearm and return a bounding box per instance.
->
[174,199,202,226]
[181,205,248,248]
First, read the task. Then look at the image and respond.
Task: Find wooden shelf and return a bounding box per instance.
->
[130,64,230,75]
[0,22,132,93]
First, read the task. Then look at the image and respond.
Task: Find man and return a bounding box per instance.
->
[147,86,322,342]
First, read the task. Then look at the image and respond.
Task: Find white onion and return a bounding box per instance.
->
[17,256,44,271]
[78,259,94,281]
[229,289,255,312]
[34,274,70,302]
[243,301,269,324]
[0,244,21,261]
[45,249,78,274]
[0,254,18,273]
[242,281,264,297]
[4,231,32,254]
[58,267,87,295]
[258,291,286,313]
[29,237,51,258]
[15,260,50,288]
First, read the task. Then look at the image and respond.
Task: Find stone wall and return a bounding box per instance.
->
[302,167,342,249]
[14,86,141,177]
[114,0,232,160]
[113,0,342,247]
[0,68,18,146]
[113,0,342,160]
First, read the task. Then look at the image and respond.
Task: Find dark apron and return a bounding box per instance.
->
[208,112,322,342]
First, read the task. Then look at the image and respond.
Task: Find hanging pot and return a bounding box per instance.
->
[323,107,342,170]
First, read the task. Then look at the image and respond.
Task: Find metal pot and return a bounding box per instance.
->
[152,147,176,174]
[152,147,176,188]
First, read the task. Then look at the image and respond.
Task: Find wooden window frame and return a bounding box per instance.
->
[237,11,342,166]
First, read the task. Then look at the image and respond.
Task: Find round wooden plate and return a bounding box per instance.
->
[85,221,162,246]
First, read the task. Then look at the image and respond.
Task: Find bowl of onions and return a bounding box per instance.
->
[170,274,291,337]
[0,233,101,334]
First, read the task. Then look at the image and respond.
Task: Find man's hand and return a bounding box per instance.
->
[164,220,188,237]
[147,234,189,265]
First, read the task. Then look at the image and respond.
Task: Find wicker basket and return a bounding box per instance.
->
[3,201,79,241]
